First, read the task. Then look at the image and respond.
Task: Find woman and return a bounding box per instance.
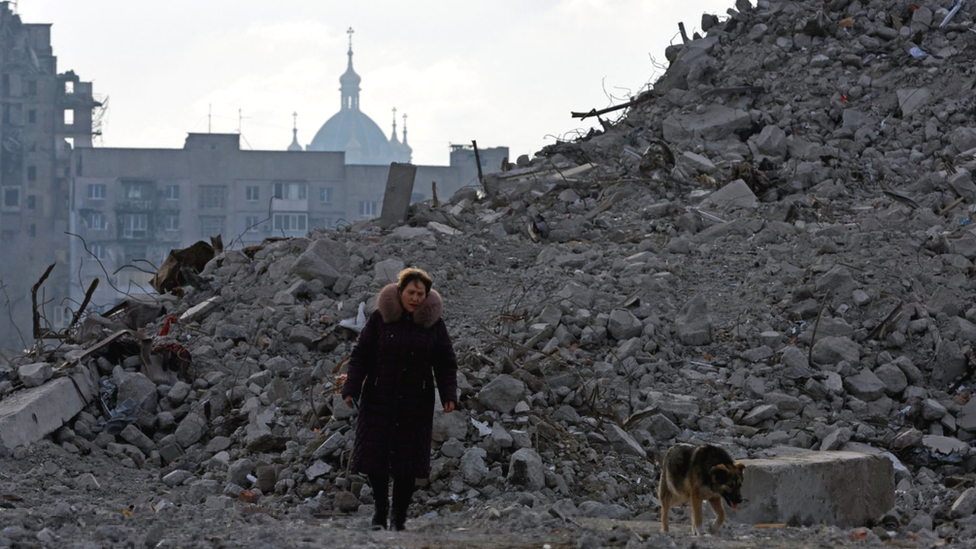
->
[341,267,458,531]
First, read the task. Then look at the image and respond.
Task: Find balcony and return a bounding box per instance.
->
[120,229,150,241]
[271,198,308,211]
[116,199,155,211]
[158,230,182,243]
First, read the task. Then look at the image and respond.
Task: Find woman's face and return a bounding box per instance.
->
[399,280,427,313]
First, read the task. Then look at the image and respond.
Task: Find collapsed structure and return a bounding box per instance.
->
[0,1,102,349]
[3,0,976,546]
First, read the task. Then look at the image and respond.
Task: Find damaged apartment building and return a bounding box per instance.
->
[0,2,102,350]
[0,8,507,350]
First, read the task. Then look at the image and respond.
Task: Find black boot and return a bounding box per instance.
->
[370,504,388,531]
[389,507,407,531]
[368,472,390,531]
[389,474,415,532]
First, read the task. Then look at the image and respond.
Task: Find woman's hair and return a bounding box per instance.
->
[397,267,433,295]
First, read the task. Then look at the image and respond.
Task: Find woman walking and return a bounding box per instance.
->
[341,267,458,531]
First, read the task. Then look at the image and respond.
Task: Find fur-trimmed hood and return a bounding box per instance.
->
[376,283,443,328]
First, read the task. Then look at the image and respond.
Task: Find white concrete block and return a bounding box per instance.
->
[0,368,96,455]
[736,450,894,527]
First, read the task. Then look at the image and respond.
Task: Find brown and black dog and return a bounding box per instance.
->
[658,443,745,536]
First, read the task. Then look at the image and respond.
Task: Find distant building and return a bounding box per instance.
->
[0,1,102,348]
[0,11,509,349]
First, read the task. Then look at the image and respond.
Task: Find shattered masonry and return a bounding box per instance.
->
[3,0,976,546]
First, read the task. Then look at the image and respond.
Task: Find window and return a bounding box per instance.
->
[199,186,227,209]
[272,213,307,233]
[27,195,36,210]
[28,110,36,123]
[245,215,262,233]
[199,216,224,238]
[246,186,260,202]
[121,213,148,239]
[27,166,36,181]
[164,213,179,231]
[88,212,106,230]
[358,200,378,217]
[123,245,146,266]
[90,244,106,260]
[27,80,37,96]
[123,182,144,199]
[64,109,74,125]
[273,182,307,200]
[28,224,36,237]
[2,188,19,209]
[87,184,106,199]
[319,187,333,204]
[164,185,179,200]
[54,305,72,328]
[64,81,75,94]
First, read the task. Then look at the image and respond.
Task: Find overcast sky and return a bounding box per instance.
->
[21,0,731,166]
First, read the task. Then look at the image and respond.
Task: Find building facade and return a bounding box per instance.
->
[0,2,101,348]
[66,133,506,319]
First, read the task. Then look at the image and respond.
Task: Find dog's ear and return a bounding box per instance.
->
[711,464,731,483]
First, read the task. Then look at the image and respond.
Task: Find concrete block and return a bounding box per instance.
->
[736,451,893,527]
[897,88,932,117]
[17,362,53,388]
[700,179,758,210]
[0,368,96,455]
[180,297,219,323]
[378,162,417,228]
[662,105,752,143]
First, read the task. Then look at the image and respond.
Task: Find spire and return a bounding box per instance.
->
[399,112,412,163]
[339,26,361,111]
[389,107,400,144]
[346,27,354,68]
[288,111,302,151]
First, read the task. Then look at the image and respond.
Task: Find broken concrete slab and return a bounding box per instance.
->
[180,297,219,323]
[0,367,97,455]
[662,105,752,143]
[675,294,713,346]
[700,179,759,210]
[291,245,340,286]
[897,88,932,117]
[737,450,893,527]
[18,362,53,388]
[676,151,718,176]
[428,221,460,236]
[391,226,431,239]
[379,162,417,229]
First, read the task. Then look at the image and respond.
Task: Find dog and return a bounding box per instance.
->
[658,443,744,536]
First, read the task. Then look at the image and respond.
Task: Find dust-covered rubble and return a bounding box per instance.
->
[4,0,976,546]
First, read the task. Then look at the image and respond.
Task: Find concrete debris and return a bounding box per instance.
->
[739,450,894,527]
[6,0,976,545]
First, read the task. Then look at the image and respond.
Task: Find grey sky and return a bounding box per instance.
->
[21,0,731,166]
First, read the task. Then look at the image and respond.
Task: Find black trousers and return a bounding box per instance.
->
[368,472,415,512]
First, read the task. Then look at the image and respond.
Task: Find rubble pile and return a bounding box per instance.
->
[4,0,976,546]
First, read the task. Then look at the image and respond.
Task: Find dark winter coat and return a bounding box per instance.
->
[340,283,458,478]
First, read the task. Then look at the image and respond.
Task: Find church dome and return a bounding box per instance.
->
[306,27,396,165]
[309,109,393,164]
